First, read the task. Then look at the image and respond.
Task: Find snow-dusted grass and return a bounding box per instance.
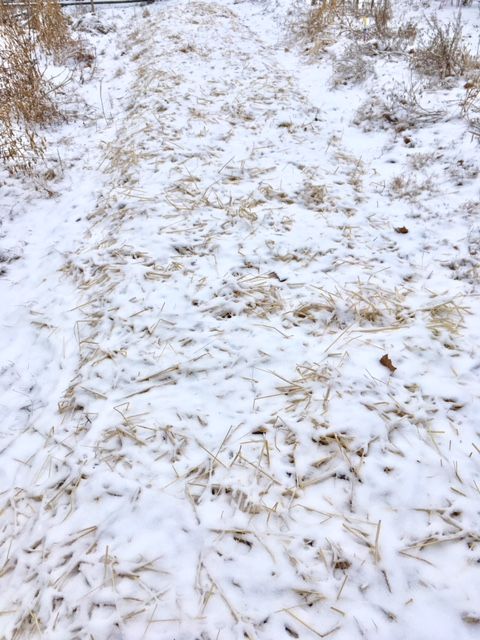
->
[0,1,480,639]
[0,0,92,172]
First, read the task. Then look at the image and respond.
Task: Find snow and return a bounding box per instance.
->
[1,0,480,638]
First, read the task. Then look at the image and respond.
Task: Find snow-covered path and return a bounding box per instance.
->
[1,2,480,639]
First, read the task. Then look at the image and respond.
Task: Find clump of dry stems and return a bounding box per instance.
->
[294,0,350,52]
[0,0,84,173]
[297,0,416,59]
[372,0,392,37]
[460,76,480,140]
[412,13,479,79]
[26,0,75,57]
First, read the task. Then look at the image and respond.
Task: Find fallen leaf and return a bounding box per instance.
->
[394,226,409,234]
[380,354,396,372]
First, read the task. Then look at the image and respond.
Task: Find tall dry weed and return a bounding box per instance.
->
[412,13,479,79]
[372,0,392,37]
[25,0,75,58]
[0,0,82,173]
[295,0,349,52]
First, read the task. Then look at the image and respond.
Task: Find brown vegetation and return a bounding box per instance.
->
[411,13,478,79]
[0,0,86,173]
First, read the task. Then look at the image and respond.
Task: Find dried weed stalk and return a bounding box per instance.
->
[0,0,86,173]
[331,43,374,87]
[353,81,446,133]
[25,0,75,58]
[293,0,350,53]
[411,13,479,79]
[460,76,480,117]
[372,0,392,38]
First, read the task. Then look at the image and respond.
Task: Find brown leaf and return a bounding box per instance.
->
[394,226,409,234]
[380,354,397,373]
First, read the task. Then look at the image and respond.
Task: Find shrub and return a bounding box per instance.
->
[411,13,478,79]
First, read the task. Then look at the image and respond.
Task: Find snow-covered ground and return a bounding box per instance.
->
[1,0,480,638]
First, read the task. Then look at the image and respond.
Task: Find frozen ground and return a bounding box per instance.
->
[1,0,480,638]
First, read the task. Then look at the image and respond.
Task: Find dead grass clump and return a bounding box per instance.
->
[373,20,417,53]
[460,77,480,138]
[274,361,334,413]
[0,15,59,124]
[0,115,46,173]
[461,77,480,115]
[469,119,480,142]
[25,0,74,58]
[293,0,349,53]
[372,0,392,38]
[424,296,468,336]
[294,0,412,59]
[408,151,438,171]
[352,17,416,56]
[0,3,57,170]
[331,43,374,87]
[304,0,341,37]
[394,20,417,44]
[388,173,436,201]
[340,280,411,327]
[300,180,338,213]
[0,0,83,173]
[353,82,446,133]
[411,14,479,79]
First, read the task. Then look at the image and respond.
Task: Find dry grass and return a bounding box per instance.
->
[424,295,469,336]
[372,0,392,38]
[411,13,479,79]
[300,180,334,212]
[331,43,374,87]
[25,0,75,58]
[0,0,85,173]
[461,77,480,116]
[296,0,416,56]
[469,119,480,141]
[0,2,53,170]
[3,3,479,638]
[460,76,480,139]
[370,11,417,52]
[293,0,350,53]
[388,173,437,201]
[353,80,446,133]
